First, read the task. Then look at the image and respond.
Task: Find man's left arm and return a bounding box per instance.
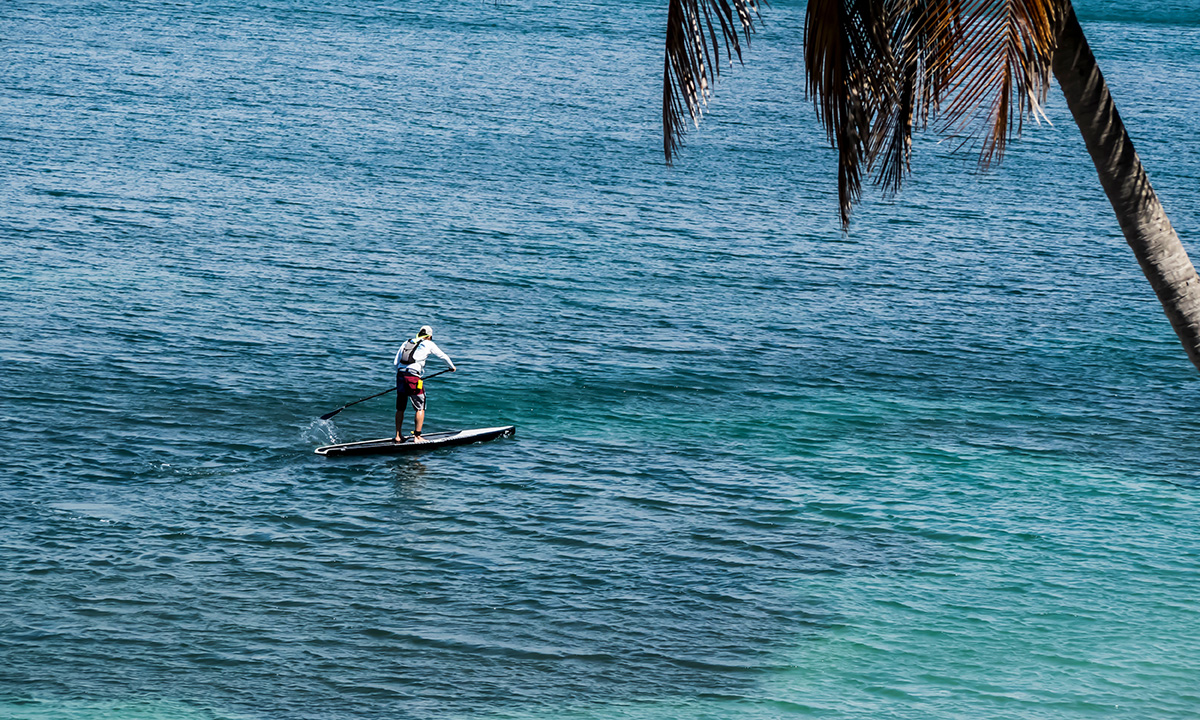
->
[432,343,456,372]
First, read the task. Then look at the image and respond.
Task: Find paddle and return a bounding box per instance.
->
[319,368,455,420]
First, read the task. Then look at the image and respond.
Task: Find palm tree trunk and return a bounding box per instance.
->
[1052,2,1200,372]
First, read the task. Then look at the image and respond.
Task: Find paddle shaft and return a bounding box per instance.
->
[320,368,454,420]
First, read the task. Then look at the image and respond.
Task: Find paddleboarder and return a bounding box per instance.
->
[394,325,456,442]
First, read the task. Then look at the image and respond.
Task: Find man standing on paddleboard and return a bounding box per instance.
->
[394,325,456,443]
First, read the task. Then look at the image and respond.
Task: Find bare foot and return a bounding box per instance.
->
[393,435,405,443]
[412,434,427,443]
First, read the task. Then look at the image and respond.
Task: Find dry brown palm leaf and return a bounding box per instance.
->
[869,0,962,195]
[662,0,762,164]
[935,0,1059,167]
[805,0,1060,225]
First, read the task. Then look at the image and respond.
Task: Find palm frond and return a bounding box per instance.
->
[803,0,1061,226]
[869,0,962,194]
[663,0,762,164]
[662,0,1064,226]
[935,0,1059,167]
[805,0,897,224]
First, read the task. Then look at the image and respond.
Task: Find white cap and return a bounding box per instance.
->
[418,325,433,338]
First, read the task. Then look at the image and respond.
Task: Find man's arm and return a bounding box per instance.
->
[430,342,456,371]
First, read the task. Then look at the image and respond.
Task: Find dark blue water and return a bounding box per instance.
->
[3,1,1200,718]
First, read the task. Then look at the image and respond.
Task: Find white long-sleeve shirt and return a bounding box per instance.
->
[394,338,455,376]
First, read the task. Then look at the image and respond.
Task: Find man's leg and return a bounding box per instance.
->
[413,407,425,441]
[394,386,407,442]
[412,390,427,442]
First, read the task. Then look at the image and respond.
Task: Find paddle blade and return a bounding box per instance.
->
[319,408,344,421]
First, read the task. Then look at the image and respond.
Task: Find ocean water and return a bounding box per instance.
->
[2,1,1199,718]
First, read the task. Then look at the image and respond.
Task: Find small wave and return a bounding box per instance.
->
[302,418,342,446]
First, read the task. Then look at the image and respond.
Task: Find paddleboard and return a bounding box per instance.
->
[315,426,515,458]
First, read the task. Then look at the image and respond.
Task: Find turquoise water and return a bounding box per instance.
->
[3,1,1199,718]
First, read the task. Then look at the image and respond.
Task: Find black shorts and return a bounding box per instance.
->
[396,372,426,412]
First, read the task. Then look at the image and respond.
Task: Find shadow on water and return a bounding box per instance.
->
[389,459,429,498]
